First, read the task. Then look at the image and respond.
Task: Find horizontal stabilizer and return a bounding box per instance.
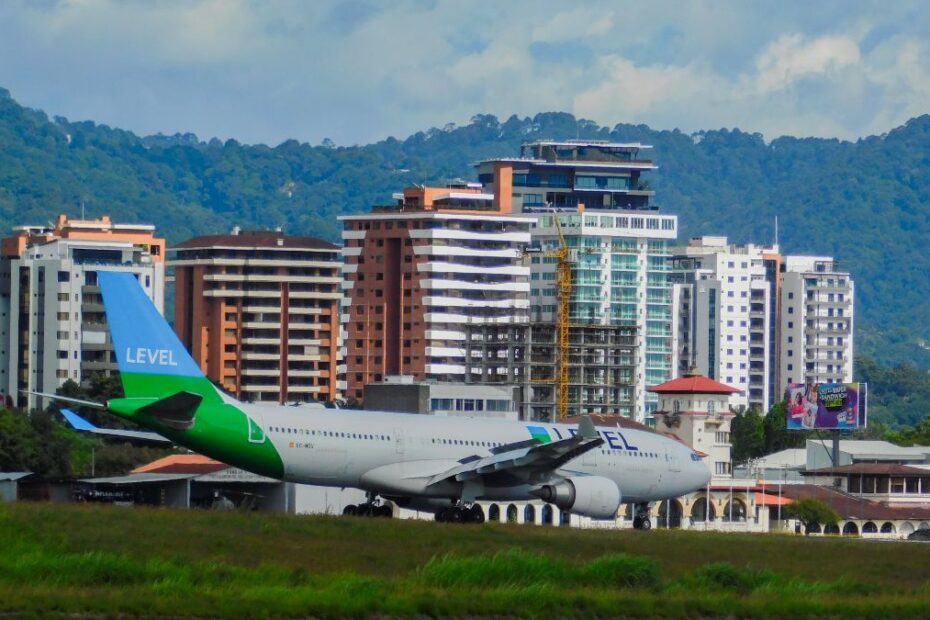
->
[60,409,171,444]
[137,391,202,430]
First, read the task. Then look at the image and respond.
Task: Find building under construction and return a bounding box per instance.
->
[464,322,637,422]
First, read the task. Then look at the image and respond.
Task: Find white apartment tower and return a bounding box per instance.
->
[671,237,777,412]
[779,256,854,387]
[672,240,855,413]
[339,184,531,401]
[0,215,165,410]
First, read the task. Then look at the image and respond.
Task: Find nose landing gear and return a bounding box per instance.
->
[632,502,652,530]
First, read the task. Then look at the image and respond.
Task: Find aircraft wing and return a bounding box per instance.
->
[60,408,172,444]
[425,416,603,488]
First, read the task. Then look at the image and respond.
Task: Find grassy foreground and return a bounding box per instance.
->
[2,502,930,618]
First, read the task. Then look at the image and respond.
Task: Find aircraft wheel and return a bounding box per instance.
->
[641,517,652,530]
[436,507,451,522]
[376,504,393,518]
[469,505,485,524]
[632,515,643,529]
[343,504,357,516]
[449,508,464,523]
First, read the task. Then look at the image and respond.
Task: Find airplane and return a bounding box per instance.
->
[36,271,711,528]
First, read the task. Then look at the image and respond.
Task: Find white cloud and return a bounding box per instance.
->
[753,34,861,93]
[530,7,615,43]
[574,57,710,120]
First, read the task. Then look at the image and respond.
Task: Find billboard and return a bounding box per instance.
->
[785,382,867,430]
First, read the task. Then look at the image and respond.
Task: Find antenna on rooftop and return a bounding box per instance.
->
[774,215,779,248]
[80,200,85,220]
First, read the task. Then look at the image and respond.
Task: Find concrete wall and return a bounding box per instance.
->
[0,480,17,502]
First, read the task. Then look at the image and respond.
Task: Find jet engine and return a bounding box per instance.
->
[533,476,621,520]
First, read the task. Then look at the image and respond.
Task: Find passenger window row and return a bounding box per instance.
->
[268,426,391,442]
[431,438,503,448]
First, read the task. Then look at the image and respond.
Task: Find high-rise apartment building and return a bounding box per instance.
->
[779,256,854,387]
[671,239,854,413]
[670,237,777,411]
[169,229,342,404]
[0,214,165,409]
[475,140,677,421]
[339,183,531,401]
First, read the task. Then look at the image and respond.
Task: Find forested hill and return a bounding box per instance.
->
[2,87,930,368]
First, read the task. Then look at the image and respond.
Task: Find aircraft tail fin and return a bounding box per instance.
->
[98,271,218,403]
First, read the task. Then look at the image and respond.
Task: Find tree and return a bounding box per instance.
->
[730,406,765,465]
[762,401,804,454]
[784,498,840,535]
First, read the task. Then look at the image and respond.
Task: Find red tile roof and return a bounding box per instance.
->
[647,373,742,395]
[764,483,930,520]
[133,454,229,475]
[804,463,930,476]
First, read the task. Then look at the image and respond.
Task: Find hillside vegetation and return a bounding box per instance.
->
[2,87,930,369]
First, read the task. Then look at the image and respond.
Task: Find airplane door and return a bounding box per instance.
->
[247,411,266,444]
[668,454,681,473]
[394,427,405,456]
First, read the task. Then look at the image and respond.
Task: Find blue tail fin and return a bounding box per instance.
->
[98,271,214,400]
[98,271,204,379]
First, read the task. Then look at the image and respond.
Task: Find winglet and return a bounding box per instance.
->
[578,414,597,440]
[60,408,99,431]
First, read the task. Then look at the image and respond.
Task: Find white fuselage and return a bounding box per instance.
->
[247,404,710,504]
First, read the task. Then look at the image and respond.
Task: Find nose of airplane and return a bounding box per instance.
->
[676,449,711,495]
[692,456,712,489]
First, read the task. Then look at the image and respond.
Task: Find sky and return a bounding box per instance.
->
[2,0,929,146]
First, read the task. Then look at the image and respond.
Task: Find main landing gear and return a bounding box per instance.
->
[343,493,393,518]
[435,504,485,524]
[632,502,652,530]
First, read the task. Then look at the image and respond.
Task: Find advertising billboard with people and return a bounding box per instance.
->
[785,382,866,430]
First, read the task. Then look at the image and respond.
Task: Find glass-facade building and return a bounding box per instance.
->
[476,141,678,421]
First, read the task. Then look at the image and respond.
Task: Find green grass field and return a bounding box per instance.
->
[2,502,930,618]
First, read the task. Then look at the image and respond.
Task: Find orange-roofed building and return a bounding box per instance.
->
[168,228,342,405]
[648,370,742,479]
[133,454,227,475]
[0,214,165,410]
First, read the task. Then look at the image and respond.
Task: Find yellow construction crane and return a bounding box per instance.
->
[527,209,571,422]
[551,212,571,422]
